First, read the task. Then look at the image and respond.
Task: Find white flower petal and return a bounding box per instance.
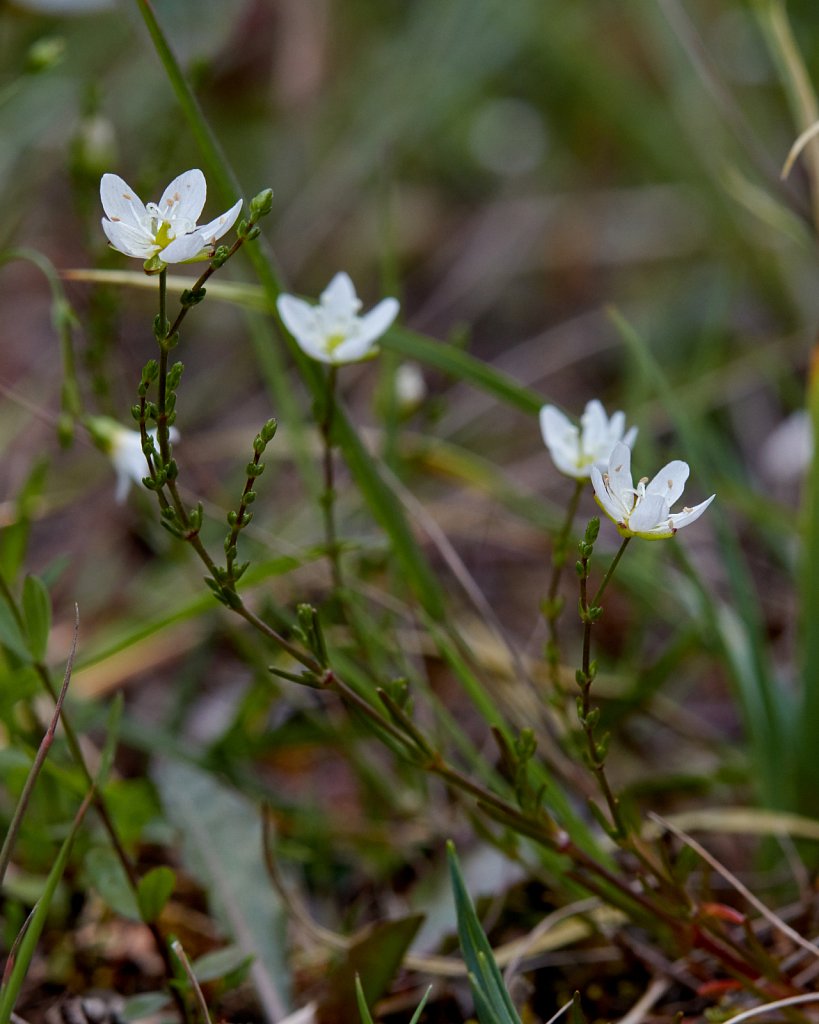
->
[668,494,715,530]
[540,406,585,477]
[580,399,607,453]
[321,272,361,318]
[100,173,149,230]
[539,405,570,448]
[277,294,320,349]
[159,169,206,227]
[607,442,634,499]
[159,230,208,264]
[197,198,243,245]
[591,465,624,524]
[622,425,638,449]
[628,492,669,535]
[355,297,399,348]
[102,218,157,258]
[647,460,689,507]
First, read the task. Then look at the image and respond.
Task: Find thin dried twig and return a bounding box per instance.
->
[171,939,213,1024]
[722,993,819,1024]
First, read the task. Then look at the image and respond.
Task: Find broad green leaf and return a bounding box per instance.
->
[154,759,291,1020]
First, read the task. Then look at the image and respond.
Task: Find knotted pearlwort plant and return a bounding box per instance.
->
[89,166,779,1021]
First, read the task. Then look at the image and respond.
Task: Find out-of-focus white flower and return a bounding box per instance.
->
[759,410,811,483]
[276,272,399,365]
[540,399,637,479]
[395,362,426,412]
[100,168,242,266]
[591,442,714,540]
[87,417,179,502]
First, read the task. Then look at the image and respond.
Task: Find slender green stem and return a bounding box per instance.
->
[319,367,343,595]
[592,537,631,607]
[544,478,585,700]
[577,537,631,836]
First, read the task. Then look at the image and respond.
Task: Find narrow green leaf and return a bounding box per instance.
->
[384,327,542,415]
[21,575,51,662]
[136,865,176,923]
[0,459,49,582]
[355,976,376,1024]
[97,692,123,788]
[447,843,521,1024]
[408,986,433,1024]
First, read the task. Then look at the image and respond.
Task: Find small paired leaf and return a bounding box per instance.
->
[22,575,51,661]
[0,600,31,663]
[136,866,176,922]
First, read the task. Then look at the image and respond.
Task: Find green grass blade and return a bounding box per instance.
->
[0,791,93,1024]
[447,842,521,1024]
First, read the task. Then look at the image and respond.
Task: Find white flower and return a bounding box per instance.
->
[591,442,715,540]
[540,399,637,479]
[276,272,399,365]
[87,417,179,502]
[100,168,242,266]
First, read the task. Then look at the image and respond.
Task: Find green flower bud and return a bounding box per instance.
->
[250,188,274,219]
